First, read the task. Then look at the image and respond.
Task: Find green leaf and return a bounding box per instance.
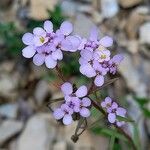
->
[91,127,128,142]
[109,136,115,150]
[116,116,134,123]
[133,124,141,150]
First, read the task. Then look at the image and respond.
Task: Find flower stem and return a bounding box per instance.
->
[55,65,66,82]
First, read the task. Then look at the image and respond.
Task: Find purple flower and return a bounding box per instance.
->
[22,20,81,68]
[61,82,88,101]
[93,49,110,63]
[108,54,124,74]
[101,97,127,127]
[78,27,114,87]
[53,104,73,125]
[78,27,113,52]
[78,97,91,117]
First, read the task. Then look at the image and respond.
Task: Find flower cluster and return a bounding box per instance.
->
[101,97,127,127]
[22,21,80,68]
[78,27,124,87]
[53,82,91,125]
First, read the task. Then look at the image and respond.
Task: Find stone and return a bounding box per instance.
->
[119,53,147,97]
[17,113,56,150]
[34,80,51,106]
[101,0,119,18]
[53,141,67,150]
[127,40,139,54]
[0,73,19,99]
[0,120,23,145]
[22,0,58,20]
[92,11,104,24]
[118,0,143,8]
[0,0,13,9]
[0,103,18,119]
[0,61,15,73]
[139,22,150,44]
[73,14,96,38]
[61,0,77,17]
[126,95,148,150]
[125,6,149,39]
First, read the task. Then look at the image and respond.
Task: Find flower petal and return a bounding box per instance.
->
[112,54,124,65]
[65,36,81,52]
[99,36,113,47]
[61,82,73,95]
[80,64,96,78]
[60,21,73,35]
[75,85,87,98]
[89,26,98,41]
[52,49,63,60]
[61,39,72,51]
[80,107,90,118]
[33,54,45,66]
[116,107,126,117]
[63,114,73,125]
[105,97,112,104]
[33,27,46,36]
[22,33,33,45]
[94,75,104,87]
[53,108,64,120]
[22,46,36,58]
[80,50,93,61]
[111,102,118,109]
[82,97,91,107]
[101,101,106,108]
[44,20,53,33]
[45,55,57,69]
[108,113,116,123]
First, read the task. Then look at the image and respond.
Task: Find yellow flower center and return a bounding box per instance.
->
[40,37,45,43]
[98,45,105,51]
[100,54,106,59]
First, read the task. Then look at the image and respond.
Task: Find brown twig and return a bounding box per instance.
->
[55,65,66,82]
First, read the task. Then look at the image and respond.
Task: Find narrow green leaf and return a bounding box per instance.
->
[133,124,141,150]
[91,127,128,142]
[116,116,134,123]
[109,136,115,150]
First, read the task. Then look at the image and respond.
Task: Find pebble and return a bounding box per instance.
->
[0,103,18,119]
[0,120,23,146]
[139,22,150,45]
[17,113,56,150]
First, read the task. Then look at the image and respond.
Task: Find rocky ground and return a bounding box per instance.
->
[0,0,150,150]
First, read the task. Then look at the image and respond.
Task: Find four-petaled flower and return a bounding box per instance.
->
[53,82,91,125]
[78,27,122,87]
[22,21,81,69]
[101,97,127,127]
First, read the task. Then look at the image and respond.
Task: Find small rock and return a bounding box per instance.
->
[125,6,149,39]
[73,14,96,38]
[53,141,67,150]
[22,0,58,20]
[0,73,19,99]
[92,11,104,24]
[17,113,56,150]
[61,0,77,17]
[139,22,150,45]
[0,0,13,9]
[0,61,15,73]
[127,40,139,54]
[0,103,18,119]
[0,120,23,146]
[34,80,51,106]
[101,0,119,18]
[118,0,143,8]
[126,95,148,150]
[119,53,147,97]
